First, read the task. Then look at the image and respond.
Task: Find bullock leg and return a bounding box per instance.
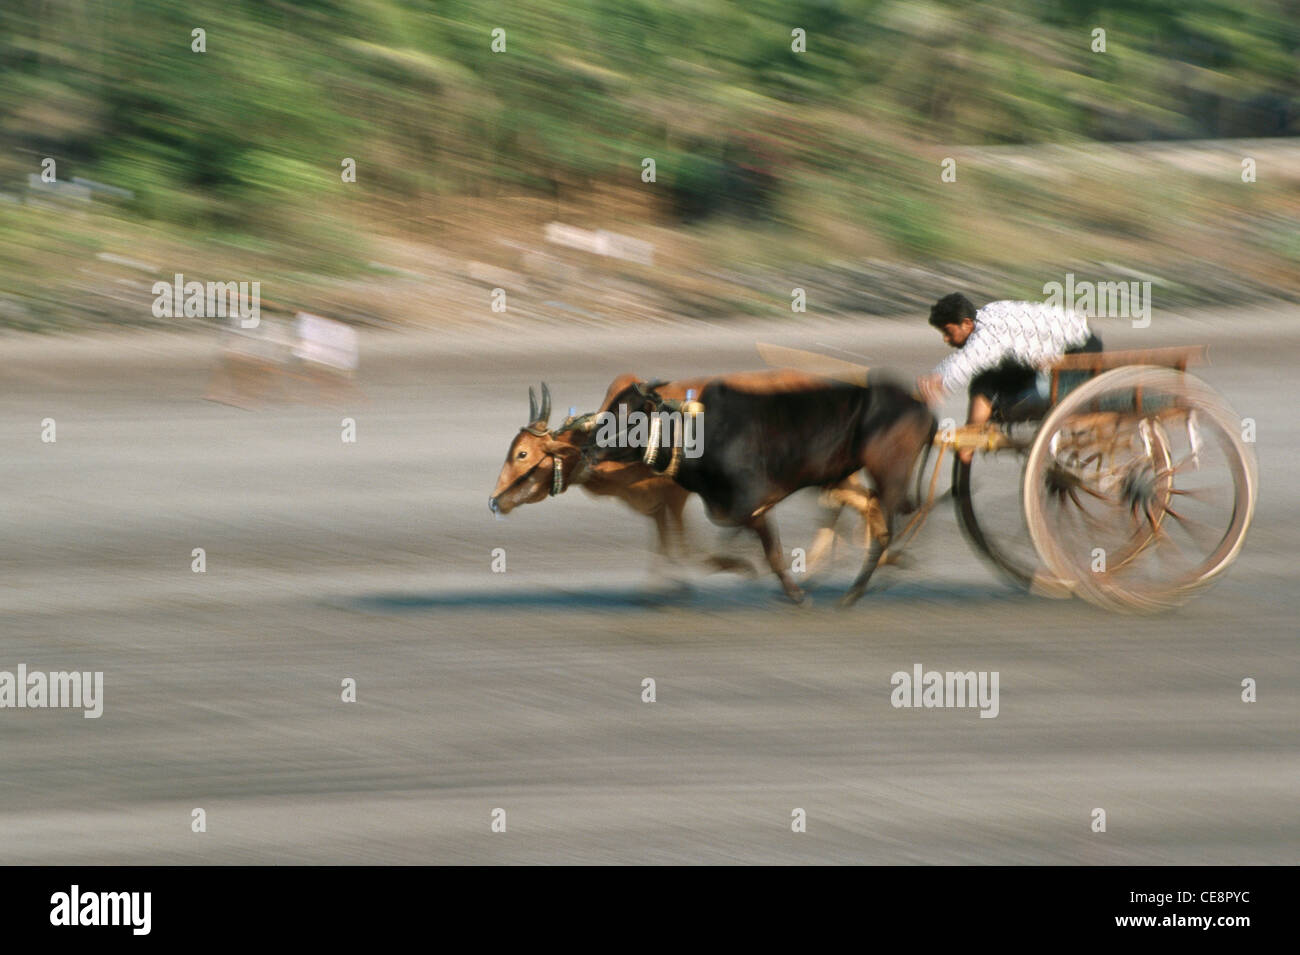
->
[805,492,843,580]
[649,506,671,571]
[654,485,753,578]
[842,485,898,567]
[841,476,906,606]
[843,410,933,602]
[813,477,895,577]
[834,479,884,553]
[695,498,758,578]
[663,488,689,563]
[752,514,805,604]
[662,488,757,580]
[861,489,902,566]
[647,506,688,593]
[841,511,891,607]
[809,474,872,571]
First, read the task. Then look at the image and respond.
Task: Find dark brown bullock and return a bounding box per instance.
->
[489,374,886,581]
[592,376,936,604]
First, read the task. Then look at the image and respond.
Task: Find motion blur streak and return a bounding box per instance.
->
[0,1,1296,864]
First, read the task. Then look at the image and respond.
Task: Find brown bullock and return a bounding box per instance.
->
[589,374,935,604]
[489,374,885,582]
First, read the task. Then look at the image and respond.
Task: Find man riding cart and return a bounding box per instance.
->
[916,293,1102,460]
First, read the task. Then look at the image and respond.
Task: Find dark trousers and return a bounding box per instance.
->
[969,332,1103,422]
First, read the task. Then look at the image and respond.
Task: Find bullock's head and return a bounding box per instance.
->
[488,383,590,515]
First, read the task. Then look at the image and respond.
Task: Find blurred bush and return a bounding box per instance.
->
[3,0,1296,226]
[0,0,1297,328]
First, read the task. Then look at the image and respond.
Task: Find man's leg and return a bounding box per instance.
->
[959,392,993,464]
[961,363,1037,464]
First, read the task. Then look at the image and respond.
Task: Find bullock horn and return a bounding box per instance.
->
[540,382,552,425]
[529,387,539,424]
[556,411,598,434]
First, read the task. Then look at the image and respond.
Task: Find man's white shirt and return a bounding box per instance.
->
[933,300,1092,395]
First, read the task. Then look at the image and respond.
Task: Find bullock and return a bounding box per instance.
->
[488,375,887,583]
[591,376,936,605]
[488,380,750,580]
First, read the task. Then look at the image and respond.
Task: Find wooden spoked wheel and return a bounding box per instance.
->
[1023,367,1257,612]
[952,427,1071,598]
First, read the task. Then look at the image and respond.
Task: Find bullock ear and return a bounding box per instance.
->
[543,440,581,462]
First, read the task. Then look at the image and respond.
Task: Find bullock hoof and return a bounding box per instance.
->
[783,586,807,605]
[704,555,759,578]
[838,588,865,608]
[637,580,691,605]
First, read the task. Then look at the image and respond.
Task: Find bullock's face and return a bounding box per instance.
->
[490,383,561,515]
[489,428,556,515]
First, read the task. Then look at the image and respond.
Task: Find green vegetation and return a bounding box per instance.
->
[1,0,1297,328]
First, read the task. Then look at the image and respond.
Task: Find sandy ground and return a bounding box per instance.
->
[0,305,1295,864]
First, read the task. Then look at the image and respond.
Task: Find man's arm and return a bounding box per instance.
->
[932,319,1008,395]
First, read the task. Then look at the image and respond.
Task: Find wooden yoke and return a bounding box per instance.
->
[754,343,871,387]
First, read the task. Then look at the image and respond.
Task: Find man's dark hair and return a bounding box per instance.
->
[928,293,977,329]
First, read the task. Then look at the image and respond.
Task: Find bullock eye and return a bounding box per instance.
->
[517,450,528,460]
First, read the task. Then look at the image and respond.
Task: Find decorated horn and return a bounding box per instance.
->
[529,386,539,423]
[540,382,552,424]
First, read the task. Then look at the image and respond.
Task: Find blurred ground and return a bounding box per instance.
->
[0,306,1295,864]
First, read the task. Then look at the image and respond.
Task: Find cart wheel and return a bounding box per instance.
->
[1023,366,1257,612]
[952,427,1072,598]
